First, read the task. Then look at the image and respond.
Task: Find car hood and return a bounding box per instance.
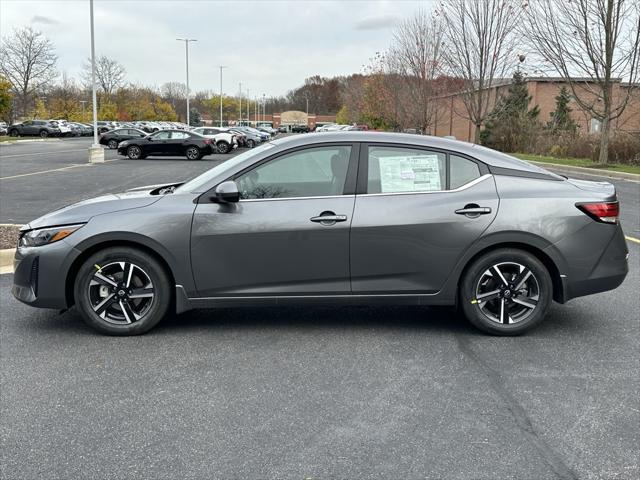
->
[24,190,163,230]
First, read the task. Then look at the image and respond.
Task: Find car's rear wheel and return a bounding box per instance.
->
[107,139,118,149]
[460,248,552,335]
[216,141,230,154]
[73,247,171,335]
[127,145,142,159]
[8,129,18,137]
[185,146,201,160]
[39,130,48,138]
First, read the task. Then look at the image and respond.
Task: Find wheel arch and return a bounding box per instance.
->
[457,241,565,304]
[65,239,177,309]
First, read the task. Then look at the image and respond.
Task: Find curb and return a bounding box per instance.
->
[1,138,63,145]
[530,161,640,182]
[0,248,15,274]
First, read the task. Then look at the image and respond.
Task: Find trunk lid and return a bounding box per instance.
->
[566,178,616,201]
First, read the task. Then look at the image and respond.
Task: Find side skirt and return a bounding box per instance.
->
[175,286,453,313]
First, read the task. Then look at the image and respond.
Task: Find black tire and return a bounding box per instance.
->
[216,141,230,154]
[8,129,18,137]
[185,145,201,160]
[39,129,49,138]
[127,145,142,159]
[107,139,118,149]
[247,139,255,148]
[73,247,171,335]
[459,248,552,335]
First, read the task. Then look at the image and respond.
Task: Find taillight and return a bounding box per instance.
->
[577,202,619,224]
[203,139,211,145]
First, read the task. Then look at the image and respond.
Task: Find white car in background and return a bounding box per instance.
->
[316,123,338,132]
[191,127,238,154]
[50,120,73,137]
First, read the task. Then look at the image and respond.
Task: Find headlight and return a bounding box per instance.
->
[19,224,84,247]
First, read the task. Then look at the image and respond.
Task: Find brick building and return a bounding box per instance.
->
[432,77,640,142]
[247,111,336,129]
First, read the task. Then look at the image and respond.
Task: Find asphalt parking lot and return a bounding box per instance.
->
[1,137,639,479]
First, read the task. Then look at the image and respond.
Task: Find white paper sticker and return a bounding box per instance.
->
[378,155,442,192]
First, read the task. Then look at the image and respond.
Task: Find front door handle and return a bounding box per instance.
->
[310,211,348,225]
[455,204,492,217]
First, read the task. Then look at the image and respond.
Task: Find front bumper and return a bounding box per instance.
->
[12,241,80,310]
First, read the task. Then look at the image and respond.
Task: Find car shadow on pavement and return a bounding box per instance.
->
[15,299,588,339]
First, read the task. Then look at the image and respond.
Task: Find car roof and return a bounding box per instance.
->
[269,132,552,174]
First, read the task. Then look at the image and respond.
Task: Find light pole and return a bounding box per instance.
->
[88,0,103,163]
[246,88,250,125]
[262,93,266,124]
[219,65,227,127]
[176,38,196,126]
[80,100,87,122]
[238,82,242,125]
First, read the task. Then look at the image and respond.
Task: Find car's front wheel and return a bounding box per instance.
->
[8,129,19,137]
[39,130,49,138]
[185,146,201,160]
[107,139,118,149]
[460,248,552,335]
[73,247,171,335]
[127,145,142,159]
[247,139,255,148]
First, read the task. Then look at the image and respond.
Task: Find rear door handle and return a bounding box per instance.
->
[455,206,492,216]
[310,215,348,223]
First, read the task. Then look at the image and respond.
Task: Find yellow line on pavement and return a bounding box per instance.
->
[626,236,640,245]
[0,159,120,180]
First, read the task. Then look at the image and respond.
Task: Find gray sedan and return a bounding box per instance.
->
[12,132,629,335]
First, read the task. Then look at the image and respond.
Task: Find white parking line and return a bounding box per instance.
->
[0,149,87,158]
[626,236,640,245]
[0,159,120,180]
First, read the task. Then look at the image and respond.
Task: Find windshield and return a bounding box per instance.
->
[176,142,276,193]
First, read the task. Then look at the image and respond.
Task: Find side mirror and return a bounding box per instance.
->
[212,180,240,203]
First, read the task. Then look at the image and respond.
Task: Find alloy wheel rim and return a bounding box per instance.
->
[474,262,540,325]
[129,146,140,158]
[109,140,117,149]
[187,147,198,159]
[88,261,155,325]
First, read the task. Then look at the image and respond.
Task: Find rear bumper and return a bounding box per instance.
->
[561,224,629,302]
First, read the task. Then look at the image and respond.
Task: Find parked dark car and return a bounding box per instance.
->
[67,122,93,136]
[100,128,148,149]
[232,127,262,148]
[117,129,214,160]
[7,120,61,138]
[12,132,628,336]
[291,125,310,133]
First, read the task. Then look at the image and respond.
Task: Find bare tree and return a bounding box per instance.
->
[82,55,126,97]
[439,0,522,143]
[0,27,57,116]
[386,9,446,133]
[521,0,640,164]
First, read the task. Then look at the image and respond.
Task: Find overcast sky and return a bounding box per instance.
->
[1,0,428,99]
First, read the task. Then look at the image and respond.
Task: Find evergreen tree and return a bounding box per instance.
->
[481,71,540,152]
[547,87,577,135]
[189,107,202,126]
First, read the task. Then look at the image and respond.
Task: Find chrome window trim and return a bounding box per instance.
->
[240,194,355,203]
[360,173,492,197]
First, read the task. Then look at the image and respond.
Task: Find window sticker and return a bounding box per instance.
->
[378,155,442,192]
